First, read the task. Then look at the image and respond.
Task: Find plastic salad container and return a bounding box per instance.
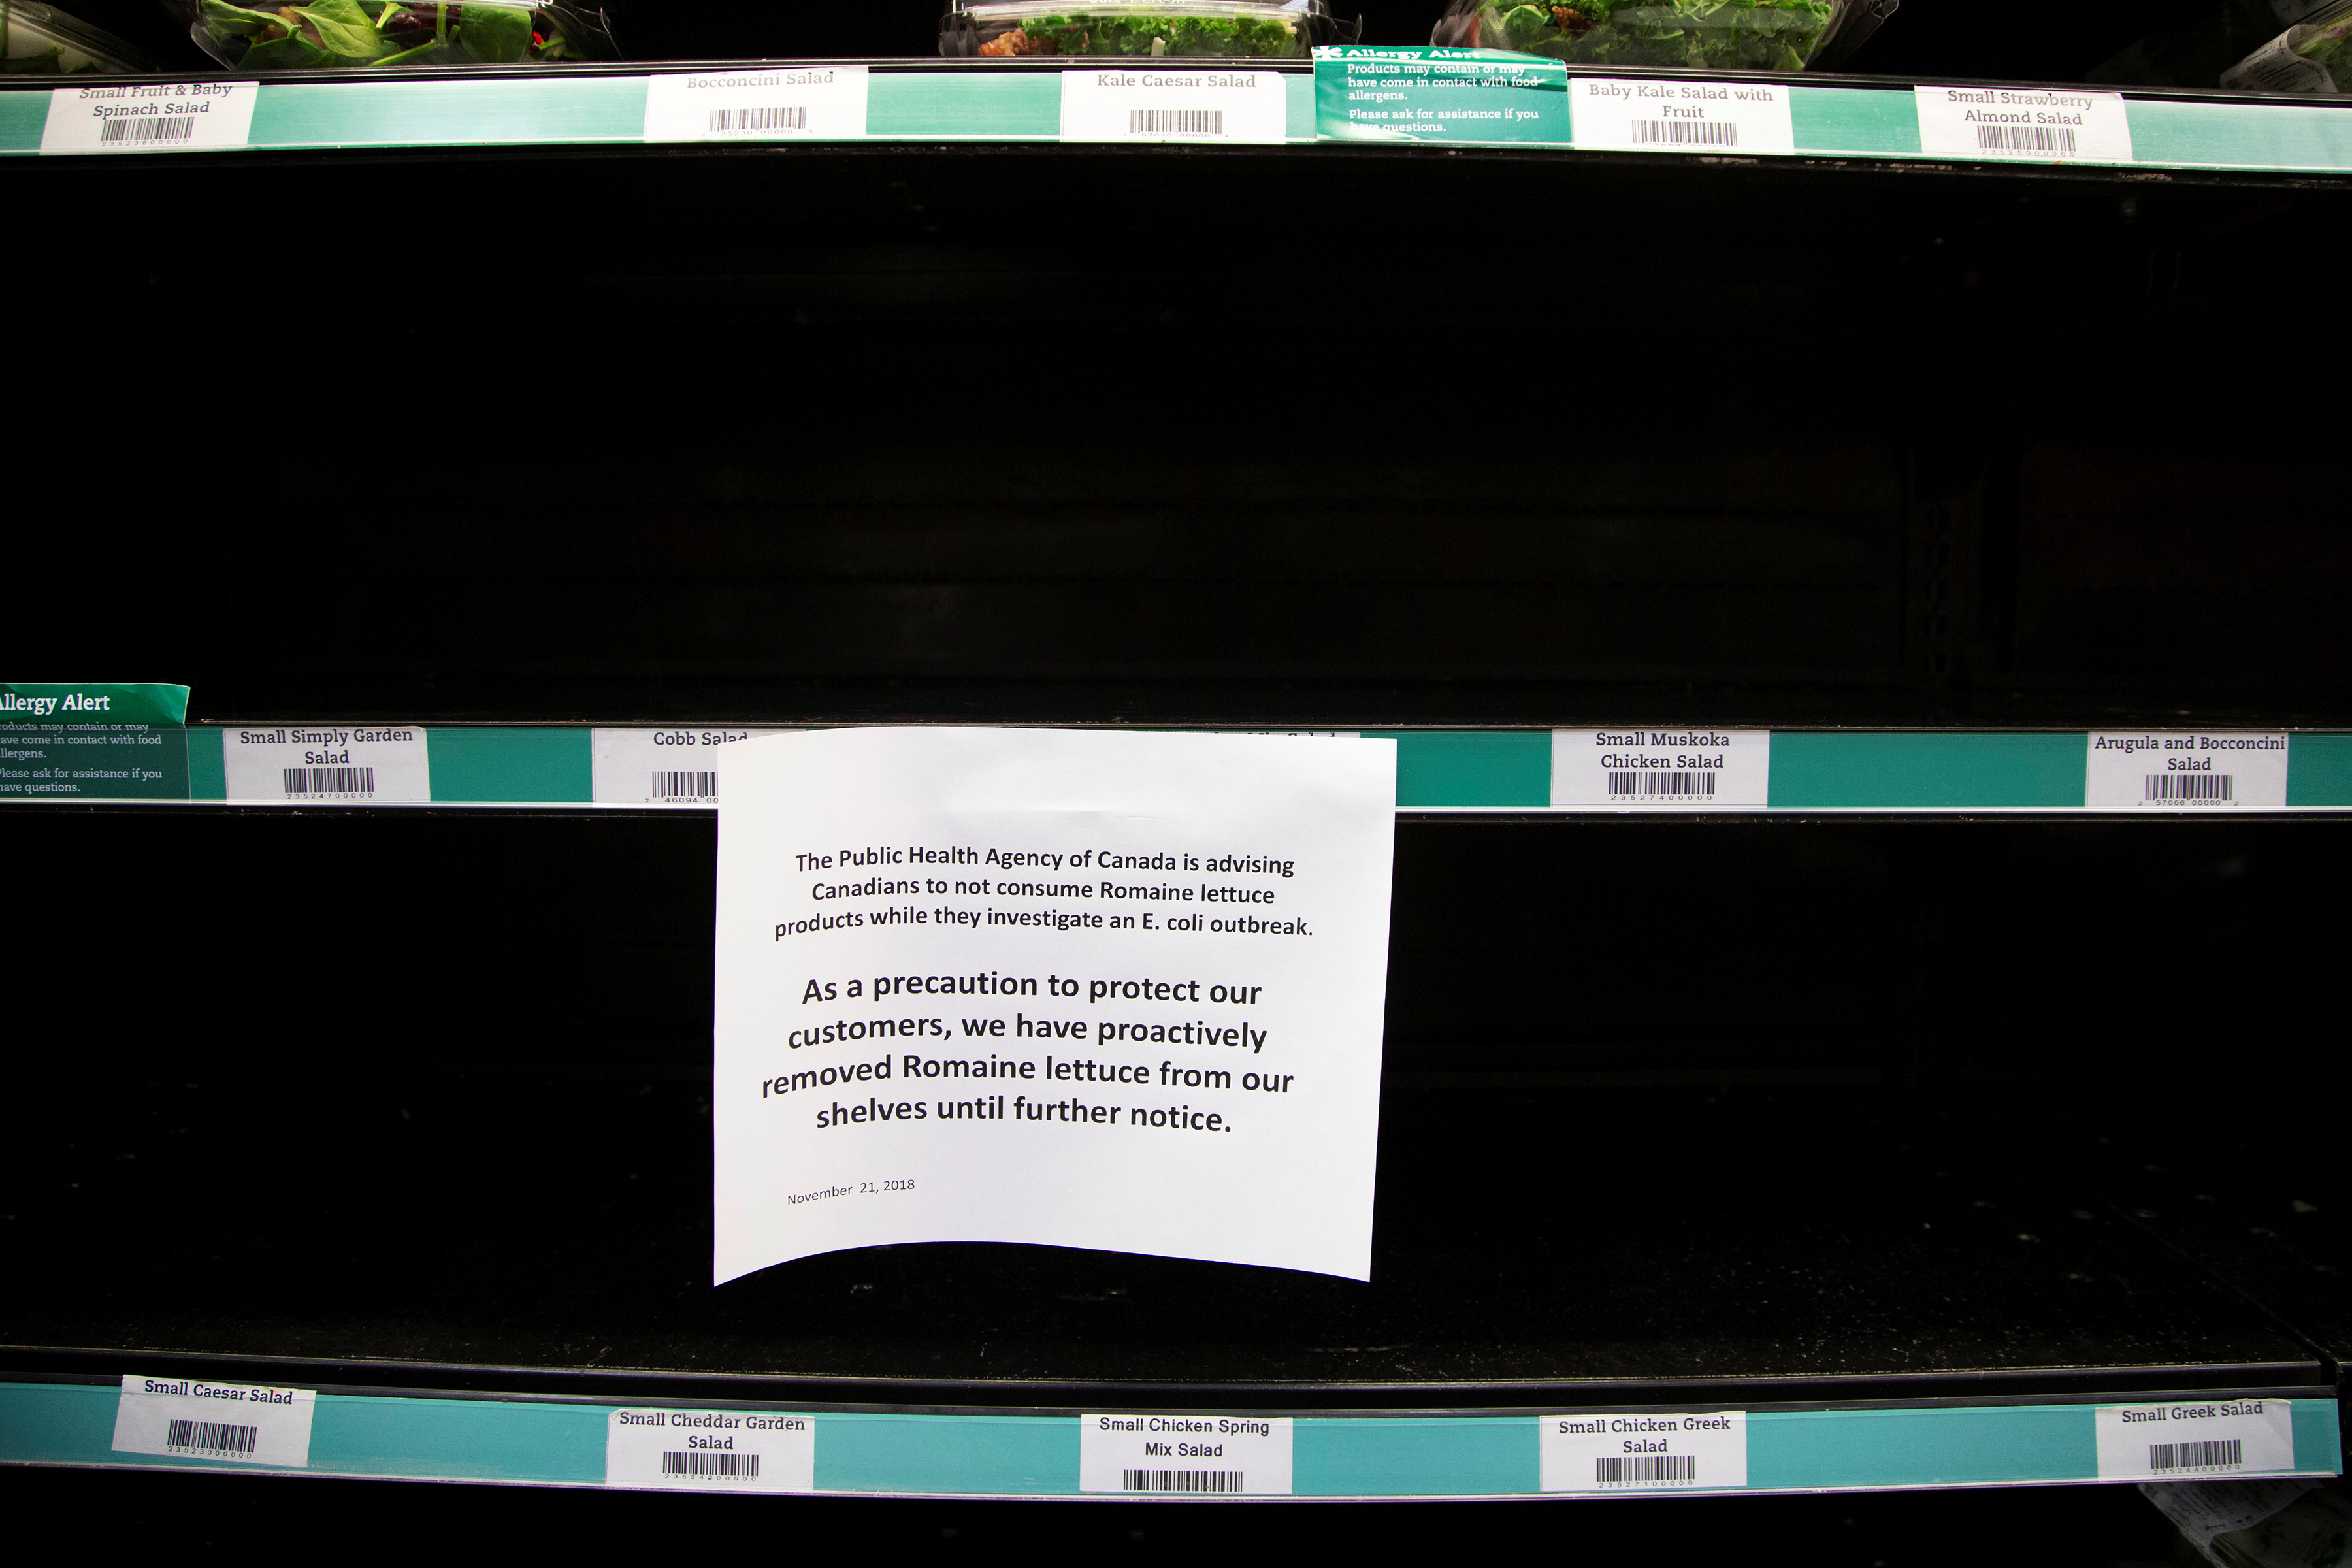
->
[1429,0,1892,72]
[3,0,161,72]
[167,0,617,69]
[2223,0,2352,91]
[941,0,1357,58]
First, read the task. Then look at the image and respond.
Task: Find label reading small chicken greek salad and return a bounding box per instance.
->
[1080,1414,1294,1495]
[1060,68,1287,144]
[2097,1400,2297,1480]
[42,81,257,154]
[1914,86,2134,164]
[604,1408,815,1492]
[112,1375,315,1468]
[591,727,794,805]
[1571,78,1793,155]
[1552,728,1770,809]
[1541,1411,1746,1492]
[642,67,870,142]
[221,725,431,803]
[2085,732,2289,809]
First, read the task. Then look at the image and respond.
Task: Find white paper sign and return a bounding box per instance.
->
[43,81,257,154]
[1059,67,1288,144]
[2085,732,2290,809]
[1914,86,2134,164]
[1551,728,1769,809]
[1541,1411,1747,1492]
[1081,1413,1293,1495]
[604,1407,815,1492]
[642,66,869,142]
[221,723,431,803]
[2097,1399,2298,1481]
[1571,78,1793,155]
[712,727,1396,1283]
[112,1375,315,1468]
[591,727,794,805]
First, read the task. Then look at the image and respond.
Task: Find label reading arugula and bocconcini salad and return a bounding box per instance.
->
[1541,1411,1748,1492]
[221,725,431,802]
[2085,732,2289,809]
[1551,728,1770,808]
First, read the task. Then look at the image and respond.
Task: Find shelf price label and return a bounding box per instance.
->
[42,82,256,155]
[2097,1399,2297,1480]
[1551,728,1770,809]
[112,1375,315,1468]
[2085,731,2289,809]
[220,724,431,803]
[642,67,869,142]
[604,1407,815,1493]
[1914,86,2134,165]
[1571,78,1793,155]
[1541,1411,1746,1492]
[1060,67,1288,144]
[591,727,795,806]
[1080,1413,1294,1495]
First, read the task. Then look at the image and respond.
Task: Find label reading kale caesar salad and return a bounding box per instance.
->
[1060,67,1287,142]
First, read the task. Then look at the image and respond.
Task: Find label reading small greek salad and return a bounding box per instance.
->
[1571,78,1793,155]
[1541,1411,1747,1492]
[42,81,257,154]
[1551,728,1770,809]
[605,1408,815,1492]
[642,67,870,142]
[112,1375,315,1468]
[590,727,794,804]
[1914,86,2134,163]
[2097,1400,2297,1480]
[2085,732,2289,809]
[1060,68,1287,144]
[1079,1414,1294,1495]
[221,725,431,803]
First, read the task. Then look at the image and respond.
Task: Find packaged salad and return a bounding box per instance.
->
[1429,0,1893,73]
[165,0,617,69]
[941,0,1357,58]
[2224,0,2352,90]
[4,0,161,71]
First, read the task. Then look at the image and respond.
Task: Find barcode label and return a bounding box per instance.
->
[1129,108,1222,137]
[1595,1454,1697,1484]
[1541,1411,1748,1492]
[2150,1439,2244,1473]
[2144,773,2233,802]
[1122,1468,1243,1493]
[2096,1401,2296,1480]
[282,766,374,797]
[710,106,805,133]
[661,1449,760,1478]
[166,1418,259,1456]
[99,116,197,145]
[113,1376,315,1467]
[1915,86,2134,163]
[653,770,719,801]
[1607,770,1718,800]
[1976,122,2076,154]
[1633,119,1737,148]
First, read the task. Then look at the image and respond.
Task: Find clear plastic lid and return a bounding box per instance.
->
[1430,0,1894,74]
[170,0,619,71]
[3,0,162,73]
[941,0,1357,59]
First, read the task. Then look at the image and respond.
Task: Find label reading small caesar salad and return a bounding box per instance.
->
[2096,1400,2298,1481]
[1571,78,1793,155]
[604,1408,816,1492]
[42,82,257,154]
[1060,68,1287,144]
[2085,732,2289,809]
[1080,1414,1294,1495]
[1551,728,1770,809]
[642,67,870,142]
[1541,1411,1747,1492]
[112,1375,316,1468]
[1914,86,2134,163]
[221,725,432,803]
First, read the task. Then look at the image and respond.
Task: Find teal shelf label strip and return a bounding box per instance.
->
[249,76,648,149]
[1,1384,2335,1497]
